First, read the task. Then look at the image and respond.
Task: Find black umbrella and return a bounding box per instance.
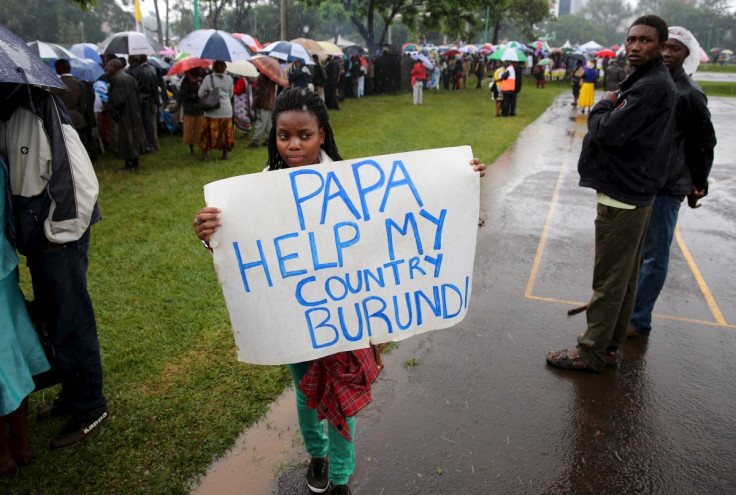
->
[0,25,66,89]
[343,45,365,56]
[99,31,164,55]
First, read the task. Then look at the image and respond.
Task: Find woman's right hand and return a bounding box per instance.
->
[193,206,221,244]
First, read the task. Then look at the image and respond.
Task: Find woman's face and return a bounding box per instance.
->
[275,110,325,168]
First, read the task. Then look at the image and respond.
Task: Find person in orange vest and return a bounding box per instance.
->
[499,61,516,117]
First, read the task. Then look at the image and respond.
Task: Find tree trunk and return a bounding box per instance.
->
[280,0,288,40]
[492,19,501,45]
[153,0,164,45]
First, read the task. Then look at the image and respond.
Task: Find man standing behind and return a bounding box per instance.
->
[53,60,90,154]
[499,61,516,117]
[127,55,159,153]
[0,83,108,449]
[546,15,677,372]
[105,59,148,170]
[628,26,717,340]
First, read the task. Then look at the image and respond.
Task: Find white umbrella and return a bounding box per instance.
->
[258,41,314,65]
[177,29,251,62]
[490,48,528,62]
[27,41,77,60]
[410,52,434,70]
[226,59,259,78]
[99,31,162,55]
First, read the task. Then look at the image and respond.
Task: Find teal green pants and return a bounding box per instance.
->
[288,362,355,485]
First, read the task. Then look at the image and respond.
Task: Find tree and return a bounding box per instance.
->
[298,0,425,52]
[580,0,632,46]
[536,14,606,46]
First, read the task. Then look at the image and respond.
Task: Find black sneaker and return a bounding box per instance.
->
[306,457,329,493]
[50,409,109,449]
[329,484,351,495]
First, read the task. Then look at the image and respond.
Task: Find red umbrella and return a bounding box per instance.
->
[597,49,616,59]
[167,56,213,76]
[250,54,289,87]
[611,45,620,50]
[442,49,461,57]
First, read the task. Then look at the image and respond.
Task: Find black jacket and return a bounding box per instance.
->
[578,55,676,206]
[660,67,716,196]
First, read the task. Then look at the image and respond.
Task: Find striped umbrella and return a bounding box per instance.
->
[233,33,263,52]
[250,55,289,87]
[402,43,421,52]
[490,48,528,62]
[258,40,314,64]
[177,29,251,62]
[27,41,77,60]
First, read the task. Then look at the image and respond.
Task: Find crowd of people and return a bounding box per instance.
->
[0,15,719,495]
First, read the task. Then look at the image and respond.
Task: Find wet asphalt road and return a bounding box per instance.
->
[269,92,736,495]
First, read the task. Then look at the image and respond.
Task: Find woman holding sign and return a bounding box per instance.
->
[193,88,485,495]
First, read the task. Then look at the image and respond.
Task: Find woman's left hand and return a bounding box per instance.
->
[469,158,486,177]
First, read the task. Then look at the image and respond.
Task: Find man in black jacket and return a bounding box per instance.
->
[628,26,717,339]
[547,15,677,372]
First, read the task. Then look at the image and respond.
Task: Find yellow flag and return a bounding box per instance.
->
[134,0,142,22]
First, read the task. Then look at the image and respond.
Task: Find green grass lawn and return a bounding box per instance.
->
[698,81,736,97]
[3,77,567,495]
[699,63,736,73]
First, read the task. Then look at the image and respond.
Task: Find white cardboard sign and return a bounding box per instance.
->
[204,146,479,365]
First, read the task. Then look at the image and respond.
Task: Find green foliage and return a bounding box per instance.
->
[580,0,632,46]
[536,14,606,46]
[0,0,134,44]
[1,79,566,495]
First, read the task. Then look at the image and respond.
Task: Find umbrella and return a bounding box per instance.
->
[490,48,528,62]
[722,49,734,55]
[402,43,421,52]
[68,58,104,81]
[226,59,259,78]
[99,31,163,55]
[611,44,620,50]
[537,58,552,66]
[70,43,102,63]
[27,41,77,60]
[250,55,289,87]
[597,49,616,58]
[178,29,251,62]
[459,45,477,54]
[0,26,66,89]
[233,33,263,52]
[158,46,176,56]
[258,40,313,64]
[530,40,551,52]
[318,41,343,56]
[709,47,720,53]
[146,57,169,70]
[441,49,461,57]
[342,45,365,56]
[410,52,434,70]
[167,56,213,76]
[291,38,326,60]
[504,41,524,49]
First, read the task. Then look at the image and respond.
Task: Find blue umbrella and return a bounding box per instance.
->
[0,25,66,89]
[177,29,251,62]
[47,58,104,82]
[70,43,102,63]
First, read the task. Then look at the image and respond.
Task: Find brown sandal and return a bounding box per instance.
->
[546,348,602,373]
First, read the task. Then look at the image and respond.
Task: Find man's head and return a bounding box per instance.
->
[106,58,123,78]
[665,26,702,75]
[626,15,668,67]
[55,59,71,76]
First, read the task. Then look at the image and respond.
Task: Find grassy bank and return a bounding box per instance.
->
[698,80,736,97]
[3,77,566,495]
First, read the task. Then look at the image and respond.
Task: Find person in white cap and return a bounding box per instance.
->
[628,26,717,339]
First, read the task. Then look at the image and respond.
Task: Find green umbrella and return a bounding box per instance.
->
[537,58,552,65]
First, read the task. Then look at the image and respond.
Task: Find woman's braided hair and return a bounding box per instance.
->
[266,87,342,170]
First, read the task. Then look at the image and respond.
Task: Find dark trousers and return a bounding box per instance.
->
[325,84,339,110]
[502,92,516,116]
[140,99,155,151]
[26,229,107,422]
